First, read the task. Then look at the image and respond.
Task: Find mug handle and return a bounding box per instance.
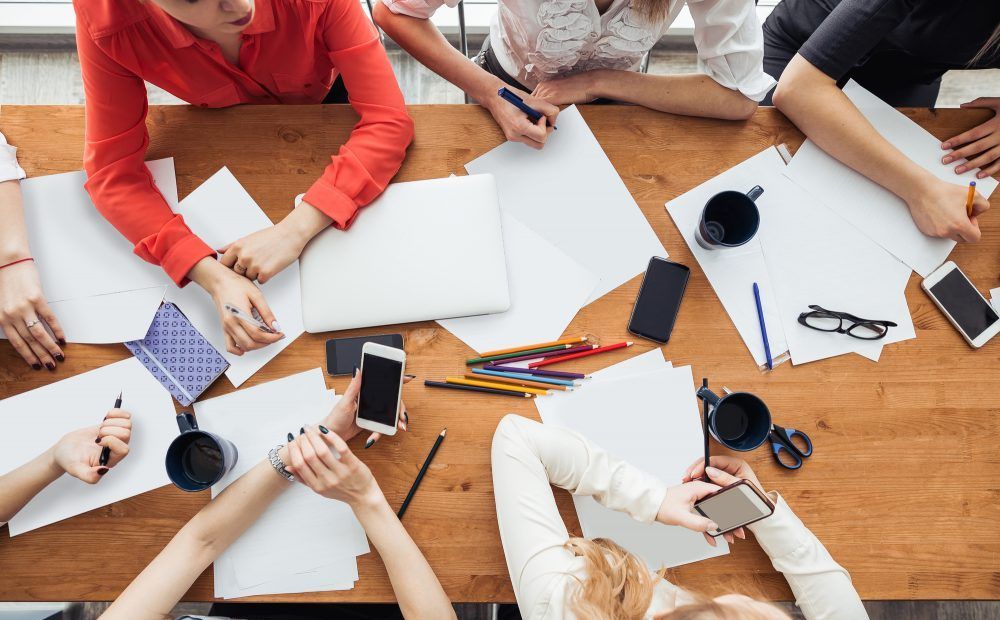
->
[176,412,198,433]
[746,185,764,202]
[696,386,721,407]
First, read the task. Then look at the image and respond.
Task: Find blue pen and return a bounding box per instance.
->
[498,87,556,129]
[753,282,773,370]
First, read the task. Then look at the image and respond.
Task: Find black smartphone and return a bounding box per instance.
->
[326,334,404,375]
[627,257,690,344]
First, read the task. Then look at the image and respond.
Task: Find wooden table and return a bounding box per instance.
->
[1,104,998,603]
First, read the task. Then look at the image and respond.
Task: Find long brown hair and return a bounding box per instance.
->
[564,537,790,620]
[970,23,1000,66]
[631,0,672,23]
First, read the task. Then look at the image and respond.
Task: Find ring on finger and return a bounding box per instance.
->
[234,263,248,274]
[25,318,40,329]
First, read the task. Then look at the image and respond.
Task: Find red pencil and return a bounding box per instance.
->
[492,344,596,365]
[528,342,633,368]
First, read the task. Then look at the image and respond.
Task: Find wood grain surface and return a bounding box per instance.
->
[0,104,998,603]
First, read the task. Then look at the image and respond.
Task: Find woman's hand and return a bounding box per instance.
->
[0,259,65,370]
[481,82,559,150]
[218,202,332,284]
[187,258,284,356]
[682,454,762,490]
[51,409,132,483]
[942,98,1000,179]
[532,71,601,106]
[903,177,990,243]
[285,425,384,508]
[321,371,411,449]
[655,479,744,546]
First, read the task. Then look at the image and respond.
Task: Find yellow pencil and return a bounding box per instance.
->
[966,181,977,217]
[445,377,549,396]
[463,373,570,392]
[479,336,589,358]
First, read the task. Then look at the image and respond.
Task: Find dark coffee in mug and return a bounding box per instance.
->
[165,412,238,492]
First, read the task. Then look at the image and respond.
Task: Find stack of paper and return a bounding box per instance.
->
[0,357,176,535]
[445,106,665,352]
[535,349,729,569]
[194,369,369,598]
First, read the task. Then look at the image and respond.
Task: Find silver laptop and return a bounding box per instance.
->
[300,174,510,333]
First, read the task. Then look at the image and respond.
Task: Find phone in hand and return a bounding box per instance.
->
[694,479,775,537]
[921,261,1000,348]
[355,342,406,436]
[326,333,404,376]
[627,257,690,344]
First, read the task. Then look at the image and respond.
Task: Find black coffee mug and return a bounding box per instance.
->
[695,185,764,250]
[695,386,771,451]
[165,412,238,492]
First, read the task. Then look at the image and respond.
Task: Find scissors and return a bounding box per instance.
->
[768,423,813,470]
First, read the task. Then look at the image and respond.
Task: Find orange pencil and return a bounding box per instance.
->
[479,336,589,358]
[528,341,633,368]
[445,377,548,396]
[462,373,570,391]
[966,181,977,217]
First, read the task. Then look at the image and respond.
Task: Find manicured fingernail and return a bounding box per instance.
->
[299,427,305,435]
[364,438,375,449]
[708,522,718,531]
[942,156,952,163]
[271,320,282,332]
[404,374,416,379]
[956,166,966,173]
[942,142,950,149]
[402,410,408,422]
[319,425,329,434]
[97,467,108,476]
[32,363,41,371]
[736,529,746,539]
[57,338,66,345]
[287,432,294,442]
[46,363,55,371]
[95,437,101,443]
[353,365,359,377]
[55,353,64,362]
[978,172,986,179]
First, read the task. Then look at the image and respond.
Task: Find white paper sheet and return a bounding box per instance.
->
[754,151,916,364]
[0,358,176,535]
[991,288,1000,313]
[785,80,999,277]
[438,213,598,351]
[666,149,789,367]
[195,371,367,598]
[465,105,666,304]
[164,167,305,387]
[537,358,727,570]
[0,287,166,344]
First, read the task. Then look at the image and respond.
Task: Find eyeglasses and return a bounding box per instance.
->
[797,305,898,340]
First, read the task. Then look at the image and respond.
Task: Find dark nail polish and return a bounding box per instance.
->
[57,338,66,346]
[299,427,305,435]
[287,433,294,442]
[404,374,416,379]
[45,363,55,371]
[32,363,41,371]
[95,437,101,444]
[319,425,329,434]
[97,467,108,476]
[364,438,375,449]
[402,410,409,422]
[353,365,359,377]
[55,354,65,362]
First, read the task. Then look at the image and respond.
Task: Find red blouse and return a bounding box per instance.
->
[74,0,414,285]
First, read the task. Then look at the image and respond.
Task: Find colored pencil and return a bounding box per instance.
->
[528,342,633,368]
[424,380,532,398]
[397,428,447,519]
[466,344,572,365]
[446,377,550,396]
[753,282,773,370]
[479,336,589,358]
[463,373,570,391]
[472,368,578,387]
[489,344,596,365]
[485,364,589,380]
[966,181,977,217]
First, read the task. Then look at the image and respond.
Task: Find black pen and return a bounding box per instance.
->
[701,378,710,483]
[397,428,447,519]
[498,87,556,129]
[99,389,123,467]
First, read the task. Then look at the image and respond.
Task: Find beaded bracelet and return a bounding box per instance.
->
[0,257,33,271]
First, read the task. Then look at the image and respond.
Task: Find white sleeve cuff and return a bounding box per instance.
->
[0,140,27,183]
[378,0,458,19]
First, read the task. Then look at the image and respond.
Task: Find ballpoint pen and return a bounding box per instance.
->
[224,302,277,333]
[497,87,556,129]
[99,389,123,467]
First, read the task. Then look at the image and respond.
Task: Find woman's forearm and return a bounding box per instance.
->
[590,70,758,120]
[102,456,292,620]
[0,447,63,523]
[773,54,931,200]
[353,493,456,620]
[0,180,31,263]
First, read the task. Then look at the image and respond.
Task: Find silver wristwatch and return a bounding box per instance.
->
[268,445,294,481]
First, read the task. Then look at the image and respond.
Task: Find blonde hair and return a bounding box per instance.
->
[630,0,671,23]
[970,23,1000,66]
[564,538,791,620]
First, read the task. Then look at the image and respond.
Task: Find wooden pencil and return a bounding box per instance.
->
[473,367,579,387]
[528,341,633,368]
[397,428,447,519]
[466,344,572,365]
[479,336,588,358]
[424,380,532,398]
[446,377,549,396]
[463,373,570,391]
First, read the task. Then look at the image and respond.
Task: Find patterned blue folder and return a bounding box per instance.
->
[125,302,229,406]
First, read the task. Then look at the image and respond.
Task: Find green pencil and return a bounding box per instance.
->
[466,344,570,365]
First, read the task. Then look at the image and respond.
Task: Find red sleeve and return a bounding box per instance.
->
[303,0,414,228]
[75,18,214,286]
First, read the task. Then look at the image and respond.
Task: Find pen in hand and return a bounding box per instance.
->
[498,87,557,130]
[99,389,123,467]
[224,302,281,334]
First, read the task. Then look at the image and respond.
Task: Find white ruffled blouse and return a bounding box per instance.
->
[381,0,775,99]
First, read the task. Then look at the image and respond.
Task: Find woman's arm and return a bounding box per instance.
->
[372,1,558,148]
[0,450,64,524]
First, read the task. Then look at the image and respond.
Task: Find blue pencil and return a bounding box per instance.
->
[472,367,577,387]
[753,282,773,370]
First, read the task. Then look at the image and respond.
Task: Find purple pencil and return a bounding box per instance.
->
[486,364,589,380]
[493,344,596,365]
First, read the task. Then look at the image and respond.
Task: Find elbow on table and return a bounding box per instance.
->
[729,95,758,121]
[771,74,806,114]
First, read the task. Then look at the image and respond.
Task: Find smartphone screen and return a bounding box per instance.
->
[357,353,403,426]
[695,483,772,534]
[929,269,999,340]
[327,334,404,375]
[627,258,690,343]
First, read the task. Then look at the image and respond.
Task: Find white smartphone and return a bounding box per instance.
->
[694,480,775,537]
[921,261,1000,349]
[356,342,406,436]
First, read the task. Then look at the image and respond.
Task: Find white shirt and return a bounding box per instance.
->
[491,415,869,620]
[381,0,775,97]
[0,130,27,183]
